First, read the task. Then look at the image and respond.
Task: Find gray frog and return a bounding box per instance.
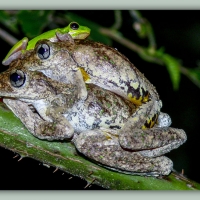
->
[6,36,169,131]
[0,60,186,176]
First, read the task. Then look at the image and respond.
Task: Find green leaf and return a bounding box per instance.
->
[65,12,112,45]
[187,68,200,88]
[162,54,181,90]
[17,10,53,38]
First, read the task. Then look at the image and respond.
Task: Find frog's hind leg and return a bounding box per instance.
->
[2,37,28,66]
[118,126,187,157]
[118,94,186,157]
[74,129,173,176]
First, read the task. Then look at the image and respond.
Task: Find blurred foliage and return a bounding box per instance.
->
[17,10,53,38]
[0,10,200,90]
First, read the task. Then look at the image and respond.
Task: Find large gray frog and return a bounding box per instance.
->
[0,63,186,176]
[7,37,171,130]
[0,36,187,176]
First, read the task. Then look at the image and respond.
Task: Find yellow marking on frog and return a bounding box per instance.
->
[103,131,112,140]
[79,68,91,82]
[142,114,158,129]
[128,93,149,106]
[144,93,149,102]
[142,122,155,129]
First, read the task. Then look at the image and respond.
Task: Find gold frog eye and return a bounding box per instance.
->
[70,22,79,30]
[10,70,26,87]
[37,43,50,59]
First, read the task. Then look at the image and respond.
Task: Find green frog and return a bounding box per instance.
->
[2,22,90,66]
[0,37,187,176]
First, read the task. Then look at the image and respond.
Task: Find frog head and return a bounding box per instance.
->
[3,38,77,80]
[0,43,80,102]
[0,66,56,101]
[21,39,78,84]
[2,21,90,66]
[59,22,90,40]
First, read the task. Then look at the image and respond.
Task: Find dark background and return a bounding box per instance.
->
[0,10,200,189]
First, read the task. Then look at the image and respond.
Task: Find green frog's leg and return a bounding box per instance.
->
[2,37,28,66]
[3,98,74,140]
[73,129,173,176]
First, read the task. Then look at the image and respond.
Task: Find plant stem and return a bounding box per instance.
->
[0,102,199,190]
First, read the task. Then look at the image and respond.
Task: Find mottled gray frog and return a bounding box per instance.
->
[0,36,187,176]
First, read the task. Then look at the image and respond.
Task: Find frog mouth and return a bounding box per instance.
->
[1,97,40,115]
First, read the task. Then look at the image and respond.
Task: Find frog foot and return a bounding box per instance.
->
[55,31,74,44]
[118,126,187,157]
[156,112,172,127]
[2,37,28,66]
[35,121,74,140]
[2,51,22,66]
[74,129,173,176]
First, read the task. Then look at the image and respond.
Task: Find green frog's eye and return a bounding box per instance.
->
[37,43,50,59]
[10,70,26,87]
[70,22,79,30]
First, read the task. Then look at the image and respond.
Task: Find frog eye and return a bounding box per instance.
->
[37,43,50,59]
[10,70,26,87]
[70,22,79,30]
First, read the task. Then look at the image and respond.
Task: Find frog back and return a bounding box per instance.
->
[72,40,160,106]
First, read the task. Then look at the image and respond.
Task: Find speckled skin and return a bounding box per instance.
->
[0,38,187,176]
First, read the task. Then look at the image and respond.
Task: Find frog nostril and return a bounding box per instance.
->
[37,43,50,59]
[10,70,26,87]
[70,22,79,30]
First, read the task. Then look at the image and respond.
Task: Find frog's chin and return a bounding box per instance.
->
[74,33,90,39]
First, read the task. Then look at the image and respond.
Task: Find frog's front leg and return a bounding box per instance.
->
[73,129,173,176]
[37,103,74,140]
[3,99,44,137]
[4,98,74,140]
